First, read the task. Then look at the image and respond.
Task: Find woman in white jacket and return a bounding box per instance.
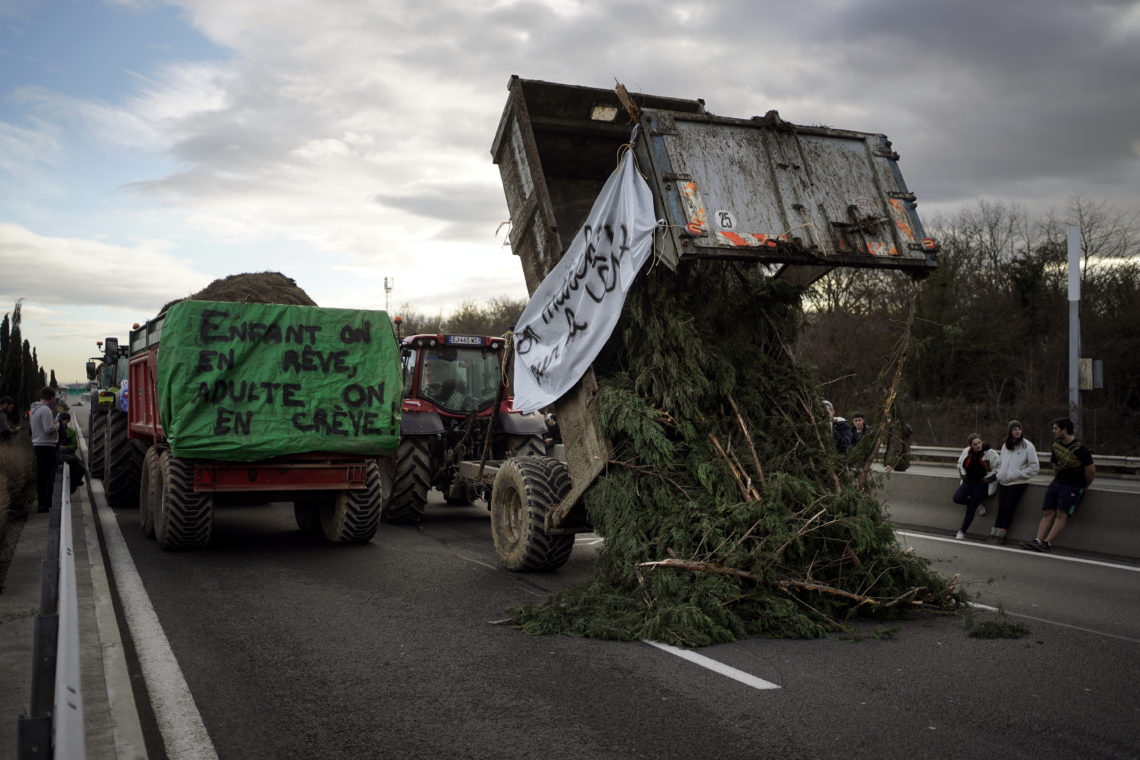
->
[989,420,1040,544]
[954,433,1000,539]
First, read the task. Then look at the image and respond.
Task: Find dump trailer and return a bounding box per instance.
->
[482,76,940,571]
[125,300,402,550]
[387,332,546,522]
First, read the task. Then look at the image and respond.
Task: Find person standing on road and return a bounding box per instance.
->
[989,420,1040,544]
[1023,418,1095,552]
[29,386,60,512]
[953,432,999,539]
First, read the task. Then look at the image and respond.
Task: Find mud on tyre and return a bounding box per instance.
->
[490,456,574,572]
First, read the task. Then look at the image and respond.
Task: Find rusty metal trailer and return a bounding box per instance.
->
[482,76,939,571]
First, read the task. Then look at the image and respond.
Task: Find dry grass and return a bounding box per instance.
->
[0,440,36,549]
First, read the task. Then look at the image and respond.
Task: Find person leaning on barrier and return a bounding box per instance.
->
[989,420,1040,545]
[0,395,21,443]
[1023,418,1094,553]
[56,412,86,494]
[29,386,59,512]
[953,432,999,540]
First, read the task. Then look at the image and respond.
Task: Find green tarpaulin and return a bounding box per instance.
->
[156,300,402,460]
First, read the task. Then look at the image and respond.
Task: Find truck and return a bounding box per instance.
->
[84,337,145,510]
[385,332,546,523]
[125,299,402,550]
[480,76,940,571]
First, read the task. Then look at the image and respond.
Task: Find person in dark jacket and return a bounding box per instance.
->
[953,432,999,539]
[0,395,21,443]
[823,400,852,453]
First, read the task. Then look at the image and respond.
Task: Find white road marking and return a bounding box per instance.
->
[969,602,1140,645]
[79,417,219,760]
[644,640,780,690]
[896,530,1140,573]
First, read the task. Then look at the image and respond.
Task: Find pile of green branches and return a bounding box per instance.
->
[510,261,960,646]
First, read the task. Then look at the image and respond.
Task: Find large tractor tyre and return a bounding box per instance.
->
[320,460,382,543]
[88,410,108,480]
[155,451,213,551]
[490,456,575,572]
[507,434,545,458]
[103,410,145,509]
[139,446,160,539]
[384,437,431,523]
[293,499,326,533]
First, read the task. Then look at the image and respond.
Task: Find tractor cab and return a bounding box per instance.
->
[401,334,507,416]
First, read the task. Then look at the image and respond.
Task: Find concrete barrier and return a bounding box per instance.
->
[878,465,1140,560]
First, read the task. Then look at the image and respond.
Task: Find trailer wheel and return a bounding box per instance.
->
[155,451,213,551]
[385,437,430,523]
[508,434,545,458]
[320,459,381,543]
[293,499,325,533]
[139,446,159,539]
[490,456,574,572]
[104,409,145,509]
[88,409,107,480]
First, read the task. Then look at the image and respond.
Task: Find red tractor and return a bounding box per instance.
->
[386,333,546,523]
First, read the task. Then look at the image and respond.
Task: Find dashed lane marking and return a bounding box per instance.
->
[644,640,780,690]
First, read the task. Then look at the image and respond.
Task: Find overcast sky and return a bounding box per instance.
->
[2,0,1138,383]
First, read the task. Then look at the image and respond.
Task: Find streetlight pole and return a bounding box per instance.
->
[1068,225,1081,432]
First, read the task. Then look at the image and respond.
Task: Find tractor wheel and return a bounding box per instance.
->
[507,434,545,458]
[155,451,213,551]
[384,437,430,523]
[293,498,326,533]
[320,459,381,543]
[103,409,145,509]
[88,409,107,480]
[139,446,160,539]
[490,456,574,572]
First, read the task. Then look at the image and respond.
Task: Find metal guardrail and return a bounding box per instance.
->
[906,445,1140,478]
[18,464,85,759]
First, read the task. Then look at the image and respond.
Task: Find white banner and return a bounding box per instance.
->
[512,150,657,413]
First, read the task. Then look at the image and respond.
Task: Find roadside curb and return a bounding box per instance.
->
[76,418,149,759]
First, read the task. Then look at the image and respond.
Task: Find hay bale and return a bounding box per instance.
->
[158,272,316,317]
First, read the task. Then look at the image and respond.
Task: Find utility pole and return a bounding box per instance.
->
[1068,225,1081,433]
[384,277,393,313]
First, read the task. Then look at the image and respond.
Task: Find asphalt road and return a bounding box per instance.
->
[72,403,1140,760]
[99,490,1140,760]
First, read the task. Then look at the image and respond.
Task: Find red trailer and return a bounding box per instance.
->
[124,300,402,550]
